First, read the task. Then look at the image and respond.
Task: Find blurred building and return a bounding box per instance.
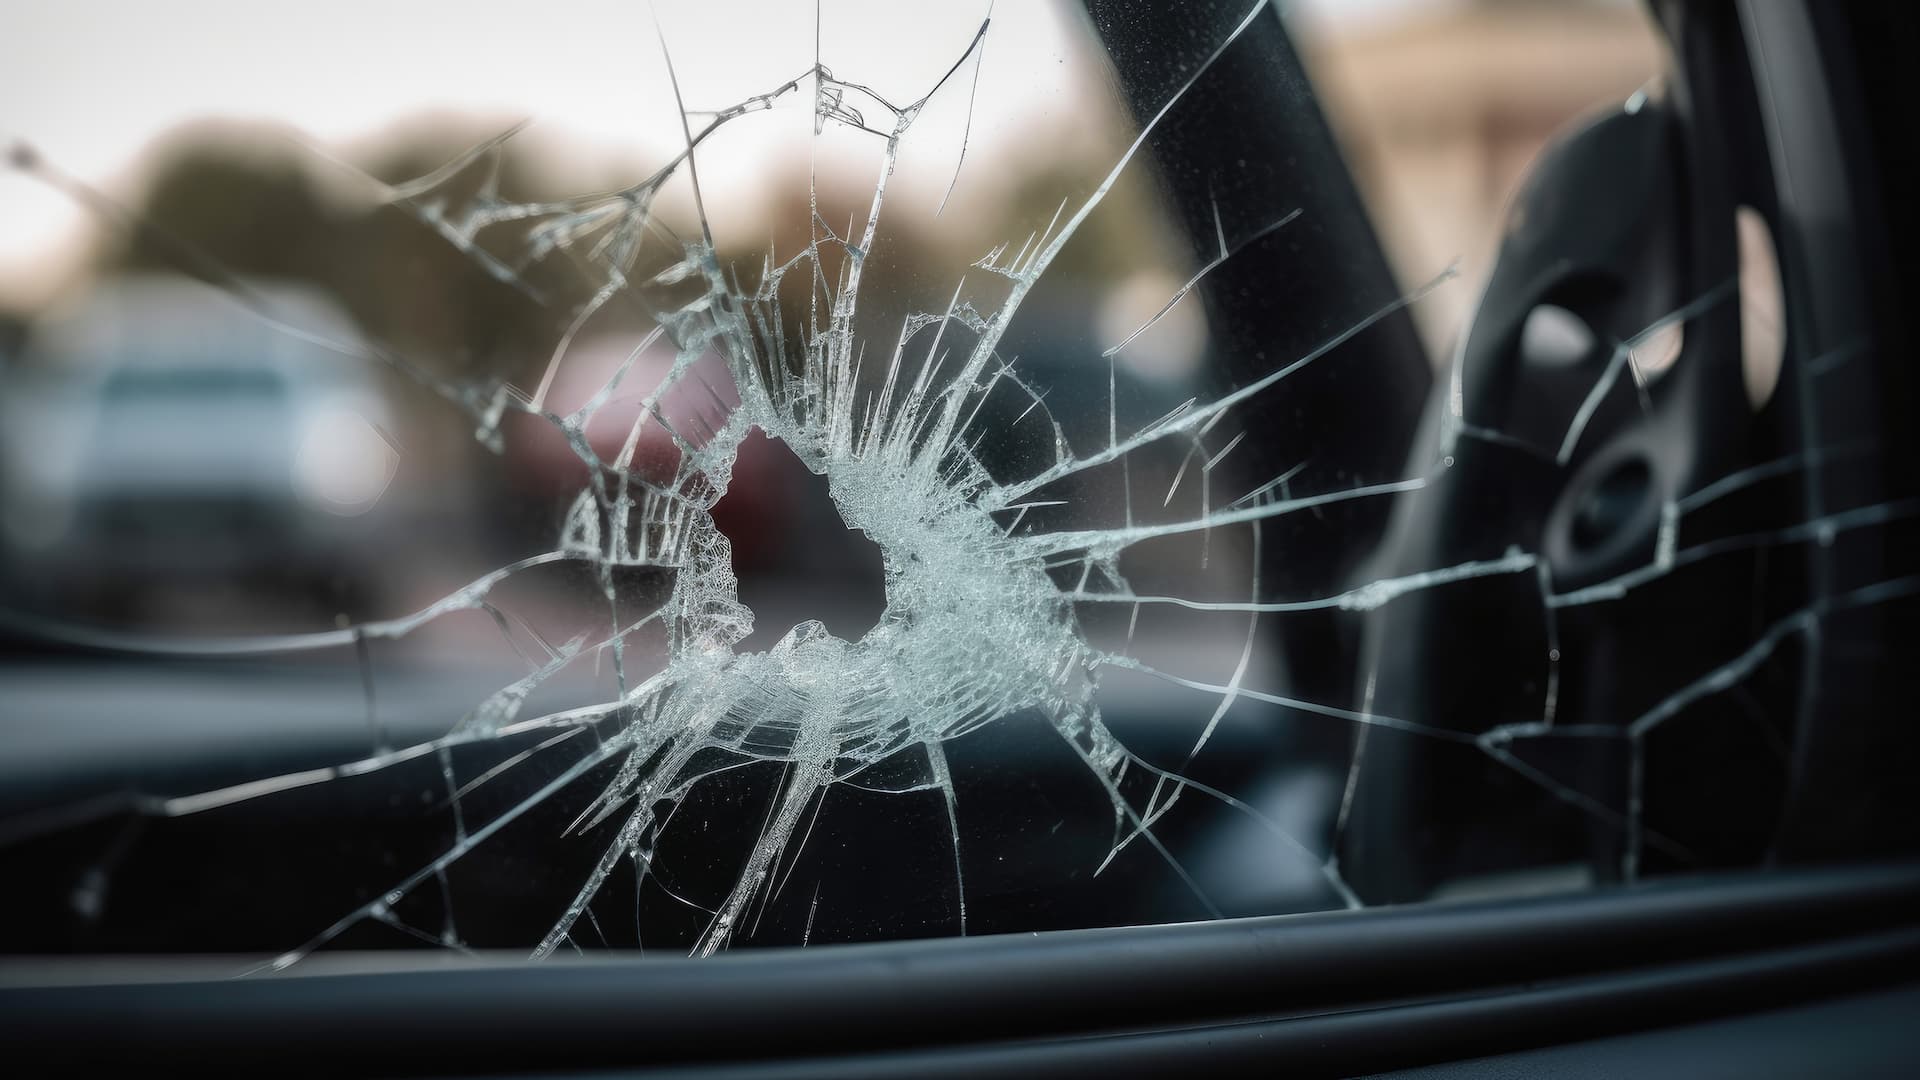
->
[1300,0,1665,356]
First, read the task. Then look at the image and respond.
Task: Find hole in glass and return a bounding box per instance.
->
[716,429,888,652]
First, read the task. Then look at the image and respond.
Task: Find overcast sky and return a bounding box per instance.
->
[0,0,1437,308]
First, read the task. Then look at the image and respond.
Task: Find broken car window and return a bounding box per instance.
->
[4,0,1908,964]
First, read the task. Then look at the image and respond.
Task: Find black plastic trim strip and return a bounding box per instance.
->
[1,859,1915,1072]
[634,927,1920,1079]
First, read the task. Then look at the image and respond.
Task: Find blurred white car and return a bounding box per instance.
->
[0,276,398,615]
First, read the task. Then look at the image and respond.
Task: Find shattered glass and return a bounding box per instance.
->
[1,0,1914,964]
